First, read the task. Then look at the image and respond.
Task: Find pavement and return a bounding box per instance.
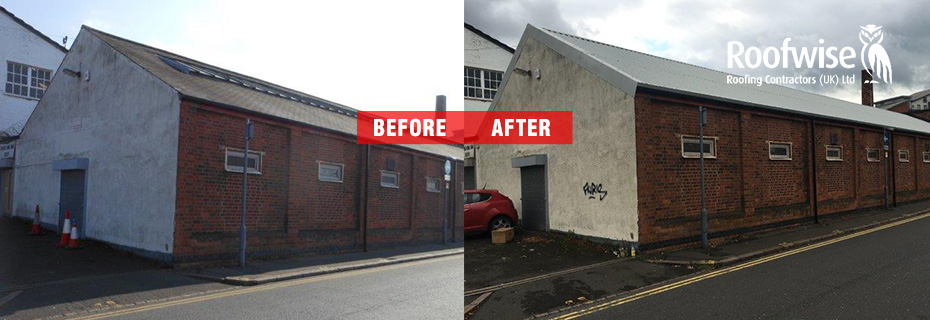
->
[465,229,617,292]
[642,200,930,266]
[465,200,930,320]
[543,208,930,319]
[183,244,463,285]
[77,255,464,320]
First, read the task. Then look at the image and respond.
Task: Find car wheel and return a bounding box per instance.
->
[489,216,513,231]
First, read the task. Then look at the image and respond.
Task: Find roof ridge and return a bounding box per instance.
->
[81,25,357,113]
[539,27,873,108]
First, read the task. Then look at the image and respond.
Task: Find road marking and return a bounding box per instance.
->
[550,211,930,320]
[0,290,22,308]
[68,255,460,320]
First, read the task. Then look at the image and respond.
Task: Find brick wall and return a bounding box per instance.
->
[635,90,930,248]
[174,100,459,263]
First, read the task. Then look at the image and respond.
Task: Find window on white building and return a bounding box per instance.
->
[825,146,843,161]
[225,148,262,174]
[464,67,503,100]
[318,162,344,183]
[5,61,51,100]
[381,170,400,188]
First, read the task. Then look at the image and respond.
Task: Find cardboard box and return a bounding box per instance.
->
[492,227,514,244]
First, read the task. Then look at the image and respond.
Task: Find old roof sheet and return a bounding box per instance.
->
[83,26,460,159]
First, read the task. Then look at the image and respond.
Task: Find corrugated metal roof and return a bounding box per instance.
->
[82,26,460,159]
[529,25,930,134]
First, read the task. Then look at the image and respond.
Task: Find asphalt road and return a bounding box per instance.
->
[75,255,463,320]
[551,213,930,319]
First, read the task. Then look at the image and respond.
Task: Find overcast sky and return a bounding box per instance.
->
[3,0,463,111]
[465,0,930,103]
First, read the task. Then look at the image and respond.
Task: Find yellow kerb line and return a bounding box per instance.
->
[551,213,930,320]
[68,255,460,320]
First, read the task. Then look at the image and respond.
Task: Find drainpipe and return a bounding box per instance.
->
[810,120,819,223]
[363,145,370,251]
[883,129,889,210]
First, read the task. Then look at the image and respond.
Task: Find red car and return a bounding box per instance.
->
[464,189,518,233]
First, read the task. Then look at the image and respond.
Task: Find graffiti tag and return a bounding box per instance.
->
[583,182,607,201]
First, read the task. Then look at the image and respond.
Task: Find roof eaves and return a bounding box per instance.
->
[0,6,67,52]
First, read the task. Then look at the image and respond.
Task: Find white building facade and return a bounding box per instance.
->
[464,23,512,189]
[0,6,67,216]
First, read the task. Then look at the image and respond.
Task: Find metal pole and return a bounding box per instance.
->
[699,106,708,249]
[240,119,253,268]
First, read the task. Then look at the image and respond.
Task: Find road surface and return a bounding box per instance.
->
[549,214,930,319]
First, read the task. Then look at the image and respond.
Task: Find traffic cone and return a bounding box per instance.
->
[56,210,71,247]
[28,205,41,236]
[66,225,82,250]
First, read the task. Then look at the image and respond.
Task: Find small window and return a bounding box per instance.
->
[225,148,262,174]
[5,61,51,100]
[825,146,843,161]
[426,177,441,193]
[768,142,792,160]
[380,170,399,188]
[923,152,930,163]
[681,136,717,159]
[464,67,503,100]
[867,148,880,162]
[899,150,910,163]
[318,162,344,183]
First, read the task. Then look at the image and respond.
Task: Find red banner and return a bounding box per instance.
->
[356,111,572,145]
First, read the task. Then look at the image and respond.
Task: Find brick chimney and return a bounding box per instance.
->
[862,69,873,106]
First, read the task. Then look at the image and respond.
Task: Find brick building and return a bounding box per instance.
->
[876,89,930,122]
[13,26,463,264]
[477,24,930,250]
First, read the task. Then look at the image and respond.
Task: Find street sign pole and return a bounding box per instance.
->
[240,119,253,268]
[699,106,708,249]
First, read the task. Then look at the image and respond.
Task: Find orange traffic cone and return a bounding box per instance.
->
[56,210,71,247]
[28,205,41,236]
[66,225,83,250]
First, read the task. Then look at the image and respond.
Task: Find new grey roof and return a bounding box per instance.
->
[517,24,930,135]
[83,26,460,159]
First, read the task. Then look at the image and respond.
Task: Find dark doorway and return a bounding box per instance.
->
[0,169,11,216]
[464,166,476,190]
[59,170,86,235]
[519,165,548,231]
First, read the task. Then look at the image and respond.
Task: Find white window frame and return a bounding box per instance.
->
[464,66,503,101]
[923,152,930,163]
[767,141,792,161]
[5,61,52,100]
[825,145,843,162]
[380,170,400,188]
[866,148,881,163]
[224,148,263,174]
[680,135,717,159]
[318,161,344,183]
[899,150,910,163]
[426,177,441,193]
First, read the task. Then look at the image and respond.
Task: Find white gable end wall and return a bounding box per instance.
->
[13,30,180,258]
[465,27,513,112]
[476,37,639,242]
[0,11,65,134]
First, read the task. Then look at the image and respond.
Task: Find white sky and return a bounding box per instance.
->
[3,0,464,111]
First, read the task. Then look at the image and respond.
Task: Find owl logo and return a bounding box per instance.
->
[860,25,892,84]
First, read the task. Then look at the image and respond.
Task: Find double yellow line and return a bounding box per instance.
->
[69,255,460,320]
[551,212,930,320]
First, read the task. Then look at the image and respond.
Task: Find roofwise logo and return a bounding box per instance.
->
[726,24,893,86]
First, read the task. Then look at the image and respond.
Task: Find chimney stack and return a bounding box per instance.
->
[862,69,873,106]
[435,95,447,123]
